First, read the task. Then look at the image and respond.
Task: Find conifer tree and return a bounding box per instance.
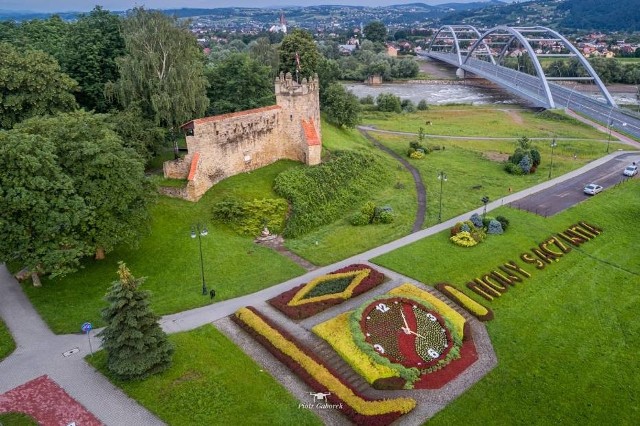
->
[99,262,173,380]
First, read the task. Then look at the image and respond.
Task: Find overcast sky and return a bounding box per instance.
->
[2,0,500,13]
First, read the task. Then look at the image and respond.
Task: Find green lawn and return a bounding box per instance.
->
[362,105,610,140]
[23,161,306,334]
[0,412,38,426]
[372,180,640,425]
[87,325,322,426]
[0,319,15,361]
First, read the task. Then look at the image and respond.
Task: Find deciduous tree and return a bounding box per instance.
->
[205,52,275,115]
[323,83,362,128]
[0,132,90,284]
[278,28,321,80]
[363,21,387,44]
[0,42,77,129]
[14,111,153,260]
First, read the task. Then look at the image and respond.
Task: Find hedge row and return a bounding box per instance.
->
[268,264,386,320]
[274,151,390,237]
[232,307,416,425]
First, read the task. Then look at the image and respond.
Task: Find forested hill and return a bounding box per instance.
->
[441,0,640,32]
[557,0,640,32]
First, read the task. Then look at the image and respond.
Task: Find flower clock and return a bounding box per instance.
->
[359,296,456,369]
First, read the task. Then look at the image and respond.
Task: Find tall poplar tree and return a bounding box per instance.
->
[99,262,174,381]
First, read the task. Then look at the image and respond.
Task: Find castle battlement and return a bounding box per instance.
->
[274,72,319,96]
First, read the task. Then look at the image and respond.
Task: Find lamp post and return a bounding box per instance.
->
[437,171,447,223]
[190,224,208,295]
[481,196,489,219]
[548,136,557,179]
[606,119,612,154]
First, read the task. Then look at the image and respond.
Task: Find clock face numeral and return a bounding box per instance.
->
[426,313,437,322]
[427,348,440,359]
[375,303,390,313]
[373,344,385,354]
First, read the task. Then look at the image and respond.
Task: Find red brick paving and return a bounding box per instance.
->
[0,375,102,426]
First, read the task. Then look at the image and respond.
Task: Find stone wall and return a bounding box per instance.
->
[163,72,322,201]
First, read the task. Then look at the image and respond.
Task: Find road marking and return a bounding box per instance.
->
[62,347,80,357]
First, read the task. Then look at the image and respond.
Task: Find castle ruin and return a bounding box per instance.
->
[163,72,322,201]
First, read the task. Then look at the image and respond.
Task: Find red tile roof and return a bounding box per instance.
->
[187,152,200,181]
[301,119,321,146]
[182,105,282,128]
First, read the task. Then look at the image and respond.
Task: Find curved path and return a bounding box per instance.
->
[359,127,427,232]
[0,150,638,425]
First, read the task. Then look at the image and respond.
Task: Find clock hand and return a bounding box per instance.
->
[400,310,410,330]
[407,329,426,339]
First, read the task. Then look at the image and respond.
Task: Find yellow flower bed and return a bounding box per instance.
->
[235,307,416,415]
[312,312,399,384]
[439,284,492,318]
[450,231,478,247]
[389,283,466,338]
[287,269,370,306]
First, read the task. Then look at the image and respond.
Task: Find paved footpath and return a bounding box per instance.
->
[0,149,637,425]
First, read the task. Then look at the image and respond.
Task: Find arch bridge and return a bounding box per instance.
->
[421,25,640,139]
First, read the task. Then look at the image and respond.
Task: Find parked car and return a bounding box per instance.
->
[583,183,603,195]
[623,165,638,177]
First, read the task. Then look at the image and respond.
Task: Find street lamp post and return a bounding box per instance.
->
[548,135,557,179]
[481,196,489,220]
[606,120,612,154]
[191,224,208,295]
[437,171,447,223]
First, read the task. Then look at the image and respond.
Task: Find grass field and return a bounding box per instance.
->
[362,106,610,140]
[372,179,640,425]
[87,325,321,426]
[0,319,15,361]
[0,412,38,426]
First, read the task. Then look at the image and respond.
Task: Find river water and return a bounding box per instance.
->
[343,81,638,107]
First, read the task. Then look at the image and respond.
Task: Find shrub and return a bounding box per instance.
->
[376,92,402,113]
[361,201,376,221]
[401,99,416,112]
[470,229,486,243]
[504,162,523,175]
[376,209,394,224]
[496,215,510,231]
[487,219,504,234]
[450,231,478,247]
[350,212,370,226]
[530,148,541,167]
[460,223,471,232]
[417,99,429,110]
[518,154,532,174]
[360,95,375,105]
[482,216,494,228]
[212,197,245,222]
[469,213,483,228]
[409,150,424,159]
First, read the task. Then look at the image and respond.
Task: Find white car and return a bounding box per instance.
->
[583,183,603,195]
[623,165,638,177]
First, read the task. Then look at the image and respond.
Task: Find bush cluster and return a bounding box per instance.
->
[212,197,287,236]
[274,151,389,237]
[350,201,395,226]
[450,213,509,247]
[504,136,541,175]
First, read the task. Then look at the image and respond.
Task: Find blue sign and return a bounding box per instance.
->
[81,322,93,334]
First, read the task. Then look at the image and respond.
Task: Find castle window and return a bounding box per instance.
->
[290,114,293,121]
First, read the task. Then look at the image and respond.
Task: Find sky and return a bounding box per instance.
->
[1,0,500,13]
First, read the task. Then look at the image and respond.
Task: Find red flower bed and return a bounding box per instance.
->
[413,323,479,389]
[232,306,410,426]
[268,264,385,320]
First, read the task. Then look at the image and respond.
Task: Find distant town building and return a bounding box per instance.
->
[269,12,287,34]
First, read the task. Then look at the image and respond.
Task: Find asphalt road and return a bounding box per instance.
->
[509,152,640,216]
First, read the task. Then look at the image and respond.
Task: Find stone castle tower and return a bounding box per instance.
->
[163,72,322,202]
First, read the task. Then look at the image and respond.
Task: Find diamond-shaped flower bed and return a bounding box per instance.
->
[268,264,385,320]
